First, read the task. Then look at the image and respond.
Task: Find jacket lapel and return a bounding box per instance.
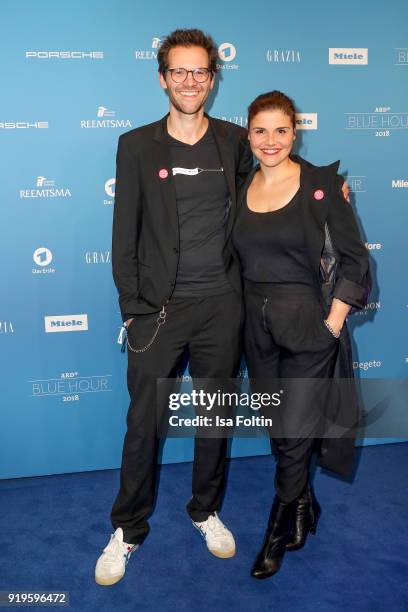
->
[209,116,238,238]
[152,115,179,239]
[294,154,332,279]
[151,113,250,243]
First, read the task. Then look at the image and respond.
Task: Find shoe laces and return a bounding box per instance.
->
[203,513,229,538]
[102,533,134,564]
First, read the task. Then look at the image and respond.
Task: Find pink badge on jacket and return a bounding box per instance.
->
[313,189,325,200]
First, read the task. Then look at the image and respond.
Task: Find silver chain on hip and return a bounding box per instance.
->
[126,305,167,353]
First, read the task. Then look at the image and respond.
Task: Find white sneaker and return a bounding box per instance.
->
[193,512,236,558]
[95,528,138,586]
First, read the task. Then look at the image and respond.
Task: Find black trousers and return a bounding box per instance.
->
[244,281,339,503]
[111,291,243,545]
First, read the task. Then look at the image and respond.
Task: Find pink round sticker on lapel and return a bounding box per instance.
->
[159,168,168,179]
[314,189,325,200]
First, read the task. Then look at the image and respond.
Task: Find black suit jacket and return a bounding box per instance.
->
[237,154,371,476]
[112,114,253,319]
[238,154,370,309]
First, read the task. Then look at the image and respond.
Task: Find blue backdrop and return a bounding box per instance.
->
[1,0,407,479]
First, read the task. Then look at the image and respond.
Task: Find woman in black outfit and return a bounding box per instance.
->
[232,91,370,579]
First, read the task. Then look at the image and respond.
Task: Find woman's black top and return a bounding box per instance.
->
[232,186,314,284]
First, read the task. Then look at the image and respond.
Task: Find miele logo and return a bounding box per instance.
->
[44,314,88,333]
[329,48,368,65]
[392,179,408,188]
[295,113,317,130]
[0,121,48,129]
[26,51,104,59]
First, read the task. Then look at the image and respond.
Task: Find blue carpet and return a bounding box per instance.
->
[0,443,407,612]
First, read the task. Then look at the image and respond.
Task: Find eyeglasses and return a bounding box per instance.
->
[166,67,212,83]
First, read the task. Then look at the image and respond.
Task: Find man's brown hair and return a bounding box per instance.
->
[157,29,218,76]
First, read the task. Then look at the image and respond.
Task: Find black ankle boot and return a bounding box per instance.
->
[251,495,296,579]
[285,482,321,552]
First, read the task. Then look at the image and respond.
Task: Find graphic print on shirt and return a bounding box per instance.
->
[167,127,231,297]
[172,166,224,176]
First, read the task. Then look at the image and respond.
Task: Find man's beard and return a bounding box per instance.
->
[167,88,209,115]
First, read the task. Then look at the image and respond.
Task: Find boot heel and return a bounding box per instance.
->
[309,504,321,535]
[285,483,321,551]
[251,496,296,579]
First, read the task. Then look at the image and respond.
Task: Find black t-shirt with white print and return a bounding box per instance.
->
[167,125,232,297]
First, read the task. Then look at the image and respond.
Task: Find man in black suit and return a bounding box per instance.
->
[95,28,253,586]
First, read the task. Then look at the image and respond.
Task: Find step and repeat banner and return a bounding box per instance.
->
[1,0,407,478]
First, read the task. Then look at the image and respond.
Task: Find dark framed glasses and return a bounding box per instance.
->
[166,67,212,83]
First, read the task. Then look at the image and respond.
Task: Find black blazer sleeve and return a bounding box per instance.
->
[111,134,141,321]
[327,173,371,309]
